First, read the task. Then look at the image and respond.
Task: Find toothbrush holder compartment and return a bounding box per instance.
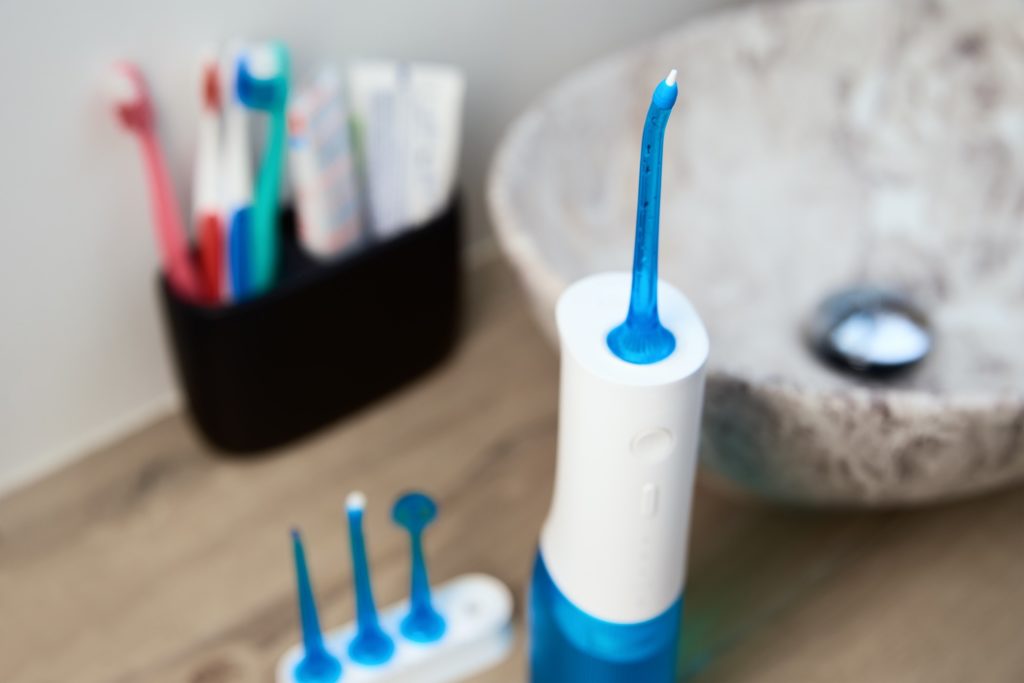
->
[159,197,461,453]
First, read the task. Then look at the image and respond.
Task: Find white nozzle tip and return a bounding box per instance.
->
[346,491,367,511]
[665,69,678,87]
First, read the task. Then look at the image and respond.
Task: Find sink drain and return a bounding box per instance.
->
[805,287,932,376]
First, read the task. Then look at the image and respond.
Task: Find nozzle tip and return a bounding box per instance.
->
[346,491,367,512]
[665,69,678,87]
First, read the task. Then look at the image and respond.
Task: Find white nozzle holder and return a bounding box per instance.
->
[540,271,708,624]
[277,574,514,683]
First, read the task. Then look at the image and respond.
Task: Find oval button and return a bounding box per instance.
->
[631,428,674,461]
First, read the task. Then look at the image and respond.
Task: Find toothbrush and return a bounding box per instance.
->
[236,42,290,295]
[108,61,203,302]
[345,492,395,666]
[391,492,446,643]
[289,529,343,683]
[193,54,225,304]
[530,71,709,682]
[222,44,255,301]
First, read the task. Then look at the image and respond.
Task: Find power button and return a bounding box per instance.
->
[630,428,674,461]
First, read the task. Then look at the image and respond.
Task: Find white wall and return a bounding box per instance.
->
[0,0,743,495]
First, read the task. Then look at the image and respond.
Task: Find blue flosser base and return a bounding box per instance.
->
[529,552,682,683]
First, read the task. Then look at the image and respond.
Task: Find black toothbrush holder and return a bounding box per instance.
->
[159,197,461,454]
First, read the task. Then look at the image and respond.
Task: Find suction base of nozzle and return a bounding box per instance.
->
[607,320,676,365]
[294,652,343,683]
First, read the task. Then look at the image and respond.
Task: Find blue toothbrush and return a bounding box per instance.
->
[345,492,395,666]
[289,529,343,683]
[236,42,290,295]
[392,492,446,643]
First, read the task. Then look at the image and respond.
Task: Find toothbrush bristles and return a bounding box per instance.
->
[108,62,151,131]
[203,63,222,111]
[247,43,280,77]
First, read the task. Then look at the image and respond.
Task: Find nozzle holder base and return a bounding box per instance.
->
[276,573,514,683]
[159,196,461,453]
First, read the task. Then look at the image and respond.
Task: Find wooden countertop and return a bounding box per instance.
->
[2,255,1023,683]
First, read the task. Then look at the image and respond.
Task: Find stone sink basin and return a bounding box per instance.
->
[488,0,1024,506]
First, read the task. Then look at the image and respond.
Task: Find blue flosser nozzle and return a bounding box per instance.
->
[392,492,446,643]
[607,70,680,365]
[345,492,395,666]
[290,529,343,683]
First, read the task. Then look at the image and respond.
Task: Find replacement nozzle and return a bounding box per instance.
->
[290,529,343,683]
[345,492,395,666]
[392,492,446,643]
[607,70,679,365]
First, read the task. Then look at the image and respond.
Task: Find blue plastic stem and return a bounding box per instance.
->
[410,534,431,613]
[346,501,395,665]
[403,530,446,642]
[607,75,679,365]
[290,529,342,683]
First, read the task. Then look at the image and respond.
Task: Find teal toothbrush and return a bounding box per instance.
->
[237,41,290,294]
[345,492,395,665]
[392,492,446,643]
[289,529,343,683]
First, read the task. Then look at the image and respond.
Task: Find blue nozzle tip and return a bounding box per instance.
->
[652,76,678,110]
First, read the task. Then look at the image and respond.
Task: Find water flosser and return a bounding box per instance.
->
[530,70,708,682]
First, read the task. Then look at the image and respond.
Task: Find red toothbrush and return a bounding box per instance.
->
[108,61,203,302]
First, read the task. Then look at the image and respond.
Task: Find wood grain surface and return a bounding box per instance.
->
[1,255,1022,682]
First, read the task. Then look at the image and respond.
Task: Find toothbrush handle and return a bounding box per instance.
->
[251,112,286,294]
[227,207,253,300]
[197,214,224,303]
[139,134,201,301]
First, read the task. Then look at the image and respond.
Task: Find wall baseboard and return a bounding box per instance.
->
[0,391,181,500]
